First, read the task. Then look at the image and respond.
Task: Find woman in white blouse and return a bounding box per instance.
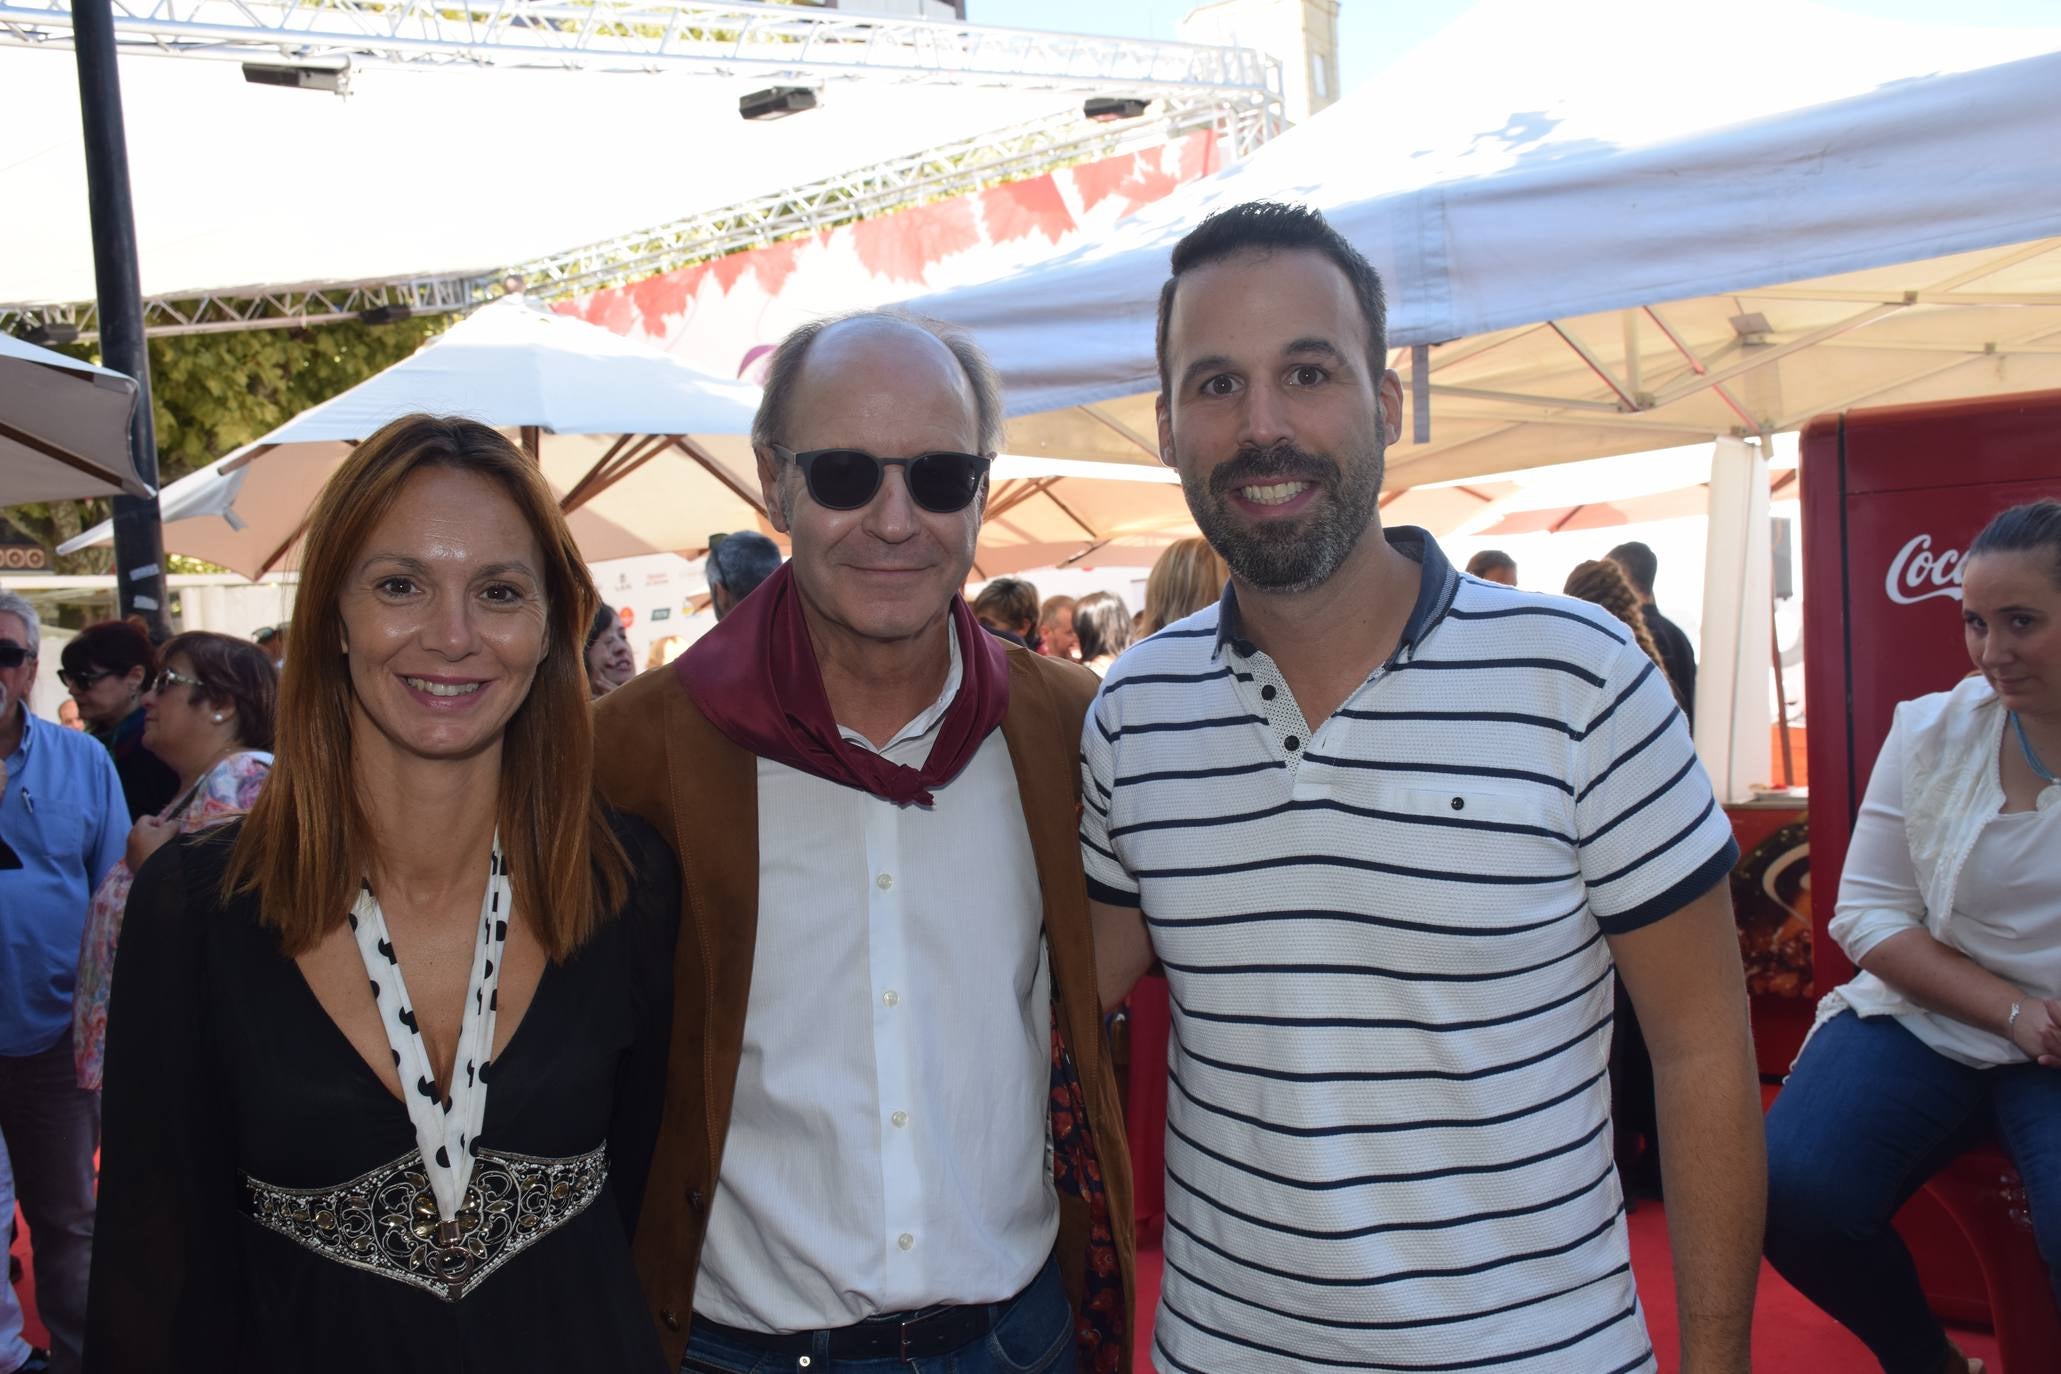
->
[1764,498,2061,1374]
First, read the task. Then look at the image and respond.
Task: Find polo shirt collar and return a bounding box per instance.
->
[1211,524,1461,663]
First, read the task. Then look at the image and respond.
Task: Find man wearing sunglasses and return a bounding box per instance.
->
[594,311,1131,1374]
[0,592,127,1374]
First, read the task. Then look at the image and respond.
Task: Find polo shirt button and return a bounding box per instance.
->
[661,1308,681,1331]
[883,989,901,1008]
[898,1232,915,1251]
[1451,796,1465,810]
[876,872,893,891]
[1284,736,1300,752]
[891,1110,909,1128]
[1260,684,1277,701]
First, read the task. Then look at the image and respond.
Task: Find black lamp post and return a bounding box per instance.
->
[71,0,169,636]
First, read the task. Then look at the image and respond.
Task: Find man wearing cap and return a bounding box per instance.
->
[595,310,1131,1374]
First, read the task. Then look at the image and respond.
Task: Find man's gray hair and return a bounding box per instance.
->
[706,530,783,599]
[0,589,39,653]
[750,309,1006,458]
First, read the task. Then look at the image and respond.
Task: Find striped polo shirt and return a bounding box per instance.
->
[1080,527,1736,1374]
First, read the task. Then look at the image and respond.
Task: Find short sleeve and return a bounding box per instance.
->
[1078,685,1138,908]
[1574,641,1737,934]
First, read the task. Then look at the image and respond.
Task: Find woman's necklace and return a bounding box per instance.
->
[349,838,511,1282]
[2008,711,2061,811]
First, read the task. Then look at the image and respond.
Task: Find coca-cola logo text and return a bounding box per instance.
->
[1885,534,1965,606]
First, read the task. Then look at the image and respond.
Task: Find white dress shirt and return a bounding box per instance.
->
[694,624,1059,1333]
[1827,677,2061,1067]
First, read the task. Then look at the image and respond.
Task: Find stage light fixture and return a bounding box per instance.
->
[358,303,414,325]
[21,321,80,347]
[241,62,349,95]
[739,86,819,121]
[1084,96,1150,122]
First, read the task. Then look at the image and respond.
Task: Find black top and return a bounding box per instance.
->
[1643,603,1699,732]
[104,707,180,821]
[85,814,680,1373]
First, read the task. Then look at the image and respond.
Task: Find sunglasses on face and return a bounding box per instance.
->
[150,668,205,696]
[55,666,111,689]
[0,642,29,670]
[773,444,990,514]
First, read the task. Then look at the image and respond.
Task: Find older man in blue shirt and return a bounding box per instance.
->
[0,591,125,1374]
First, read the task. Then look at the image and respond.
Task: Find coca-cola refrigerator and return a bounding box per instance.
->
[1802,387,2061,991]
[1800,387,2061,1346]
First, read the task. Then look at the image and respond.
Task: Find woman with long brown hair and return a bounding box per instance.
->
[1563,558,1681,706]
[86,416,679,1372]
[1139,537,1228,636]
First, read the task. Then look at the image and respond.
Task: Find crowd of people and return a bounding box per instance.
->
[0,199,2054,1374]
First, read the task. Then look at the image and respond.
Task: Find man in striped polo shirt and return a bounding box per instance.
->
[1084,202,1764,1373]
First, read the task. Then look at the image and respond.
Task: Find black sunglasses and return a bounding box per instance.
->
[773,444,990,514]
[0,641,29,670]
[55,666,110,689]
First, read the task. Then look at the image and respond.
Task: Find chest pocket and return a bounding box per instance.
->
[1377,779,1570,840]
[33,797,90,871]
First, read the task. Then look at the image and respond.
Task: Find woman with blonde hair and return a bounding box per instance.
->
[1140,537,1229,636]
[87,415,679,1372]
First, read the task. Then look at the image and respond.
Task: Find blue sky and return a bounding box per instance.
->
[966,0,2056,96]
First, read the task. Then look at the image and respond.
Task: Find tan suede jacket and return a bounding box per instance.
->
[594,643,1134,1372]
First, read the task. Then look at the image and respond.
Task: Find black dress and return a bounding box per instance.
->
[85,815,679,1373]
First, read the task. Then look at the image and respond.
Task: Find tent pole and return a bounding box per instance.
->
[73,0,168,634]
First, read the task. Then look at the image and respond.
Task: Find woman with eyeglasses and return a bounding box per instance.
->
[85,414,679,1373]
[57,620,180,821]
[71,631,277,1094]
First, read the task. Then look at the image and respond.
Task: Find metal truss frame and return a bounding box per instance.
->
[0,1,1281,96]
[1,2,1279,341]
[1,89,1257,340]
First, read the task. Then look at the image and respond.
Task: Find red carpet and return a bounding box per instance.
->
[10,1201,2007,1369]
[1128,1203,2002,1372]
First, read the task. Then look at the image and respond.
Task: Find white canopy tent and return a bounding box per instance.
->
[903,0,2061,485]
[0,331,148,504]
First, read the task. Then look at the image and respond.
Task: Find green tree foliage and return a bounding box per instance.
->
[11,315,443,572]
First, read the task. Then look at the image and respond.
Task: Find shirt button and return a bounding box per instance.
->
[661,1308,681,1331]
[883,990,901,1008]
[1260,684,1277,701]
[876,872,893,891]
[898,1232,915,1251]
[891,1110,908,1128]
[1284,736,1301,752]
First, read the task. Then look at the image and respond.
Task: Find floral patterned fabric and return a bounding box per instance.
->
[72,750,272,1090]
[1051,1017,1126,1372]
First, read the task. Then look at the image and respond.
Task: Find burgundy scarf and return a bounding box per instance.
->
[675,563,1010,807]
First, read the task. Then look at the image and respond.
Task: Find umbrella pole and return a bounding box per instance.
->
[73,0,169,636]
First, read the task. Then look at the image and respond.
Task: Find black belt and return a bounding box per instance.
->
[692,1301,999,1364]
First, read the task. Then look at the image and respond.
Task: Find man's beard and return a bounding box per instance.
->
[1179,439,1384,593]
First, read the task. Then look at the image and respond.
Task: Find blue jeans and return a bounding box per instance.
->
[680,1255,1078,1374]
[1764,1010,2061,1374]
